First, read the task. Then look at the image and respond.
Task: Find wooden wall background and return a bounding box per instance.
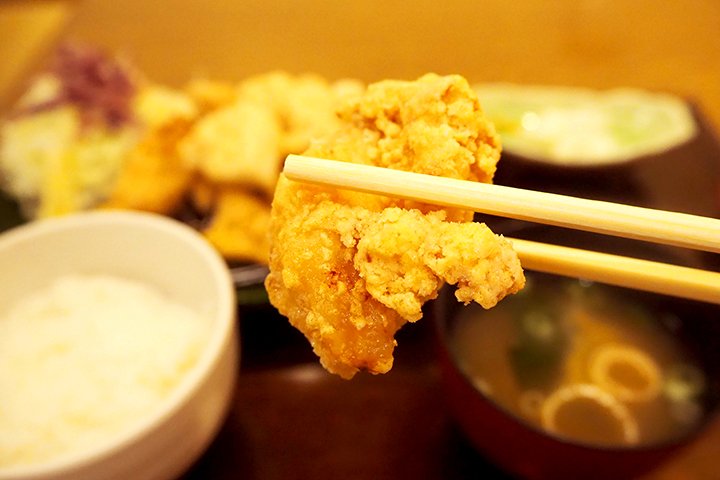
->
[3,0,720,133]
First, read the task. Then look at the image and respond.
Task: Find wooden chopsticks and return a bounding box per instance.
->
[284,155,720,253]
[283,154,720,305]
[510,239,720,305]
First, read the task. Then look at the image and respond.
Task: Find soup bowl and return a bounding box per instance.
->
[433,264,720,480]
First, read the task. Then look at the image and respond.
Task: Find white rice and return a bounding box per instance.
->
[0,274,210,468]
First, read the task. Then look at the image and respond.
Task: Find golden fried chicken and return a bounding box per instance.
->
[237,71,353,156]
[265,74,525,379]
[178,99,283,195]
[184,78,237,114]
[101,117,195,215]
[202,187,272,264]
[179,71,364,198]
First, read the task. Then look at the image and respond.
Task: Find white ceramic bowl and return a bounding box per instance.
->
[0,210,239,480]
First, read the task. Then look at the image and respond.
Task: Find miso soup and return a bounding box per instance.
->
[450,273,708,447]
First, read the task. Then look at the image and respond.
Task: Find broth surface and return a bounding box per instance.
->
[450,275,708,447]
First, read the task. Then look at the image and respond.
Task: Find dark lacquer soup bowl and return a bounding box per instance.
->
[432,235,720,480]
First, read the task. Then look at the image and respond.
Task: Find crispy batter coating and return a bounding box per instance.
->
[179,72,364,198]
[265,74,525,379]
[237,71,361,156]
[102,119,195,215]
[184,78,237,114]
[202,188,271,264]
[178,99,283,194]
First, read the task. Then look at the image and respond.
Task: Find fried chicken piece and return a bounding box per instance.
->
[237,71,363,156]
[179,72,363,199]
[184,78,237,114]
[299,72,501,222]
[202,187,271,264]
[100,84,201,215]
[266,193,524,378]
[101,118,195,215]
[133,84,199,129]
[178,99,283,195]
[265,74,525,379]
[358,208,525,315]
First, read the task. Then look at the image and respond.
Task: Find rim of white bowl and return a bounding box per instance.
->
[0,210,237,478]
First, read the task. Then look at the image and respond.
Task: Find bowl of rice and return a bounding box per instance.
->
[0,210,239,480]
